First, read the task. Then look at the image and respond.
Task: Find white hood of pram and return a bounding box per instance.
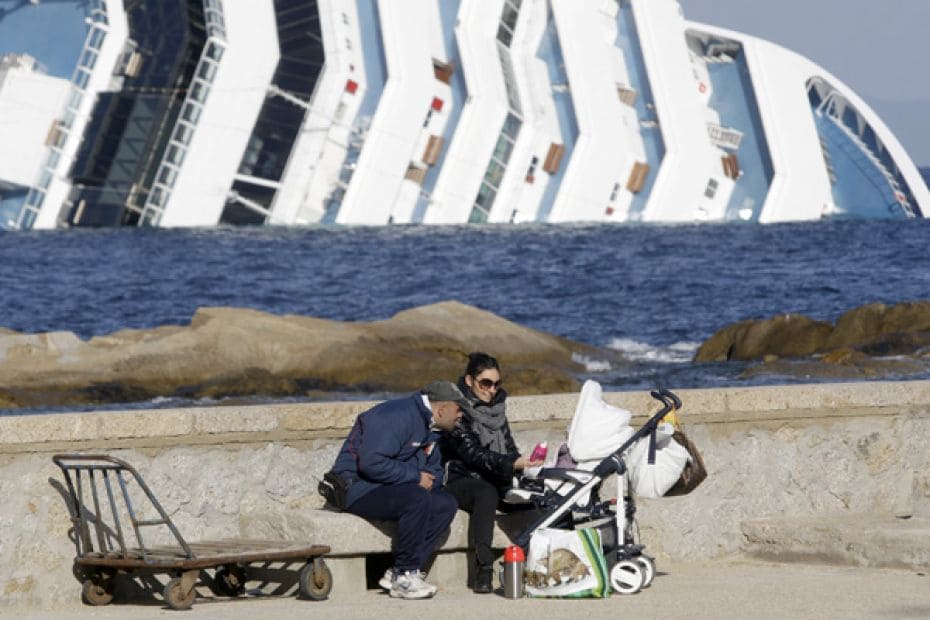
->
[567,380,635,462]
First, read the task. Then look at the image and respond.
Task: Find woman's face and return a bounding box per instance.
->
[466,367,502,404]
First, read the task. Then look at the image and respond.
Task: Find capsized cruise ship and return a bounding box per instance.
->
[0,0,927,229]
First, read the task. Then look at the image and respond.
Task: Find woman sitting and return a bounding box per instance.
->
[440,352,543,593]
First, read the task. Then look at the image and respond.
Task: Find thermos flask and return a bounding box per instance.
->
[503,544,525,599]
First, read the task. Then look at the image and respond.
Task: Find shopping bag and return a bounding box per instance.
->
[663,429,707,496]
[626,423,690,498]
[525,527,610,598]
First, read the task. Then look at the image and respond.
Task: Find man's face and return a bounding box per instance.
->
[434,402,463,431]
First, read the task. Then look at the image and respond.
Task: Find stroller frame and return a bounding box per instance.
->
[513,389,681,595]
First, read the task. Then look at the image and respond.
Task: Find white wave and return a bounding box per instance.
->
[607,338,700,364]
[571,353,612,372]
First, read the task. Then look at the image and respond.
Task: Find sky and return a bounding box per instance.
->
[0,1,86,76]
[682,0,930,165]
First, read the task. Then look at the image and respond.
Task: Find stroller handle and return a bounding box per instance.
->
[650,388,682,410]
[593,396,675,478]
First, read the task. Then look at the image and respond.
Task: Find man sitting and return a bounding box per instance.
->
[330,380,466,599]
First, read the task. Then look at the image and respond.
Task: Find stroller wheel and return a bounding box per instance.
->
[635,556,655,588]
[609,560,644,595]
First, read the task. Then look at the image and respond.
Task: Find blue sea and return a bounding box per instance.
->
[2,217,930,410]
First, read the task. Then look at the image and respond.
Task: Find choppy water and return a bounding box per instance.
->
[2,218,930,408]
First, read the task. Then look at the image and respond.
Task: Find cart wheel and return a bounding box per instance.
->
[81,579,114,606]
[635,555,656,588]
[214,566,246,597]
[164,576,196,610]
[609,560,644,595]
[298,560,333,600]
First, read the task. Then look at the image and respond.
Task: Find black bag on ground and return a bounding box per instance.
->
[318,471,349,510]
[664,430,707,496]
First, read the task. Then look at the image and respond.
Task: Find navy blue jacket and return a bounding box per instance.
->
[332,393,443,507]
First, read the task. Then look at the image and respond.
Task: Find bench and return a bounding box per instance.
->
[240,506,539,594]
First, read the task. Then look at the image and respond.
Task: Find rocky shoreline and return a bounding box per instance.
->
[695,300,930,380]
[6,299,930,412]
[0,301,609,411]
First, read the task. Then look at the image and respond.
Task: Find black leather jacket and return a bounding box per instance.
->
[439,382,519,493]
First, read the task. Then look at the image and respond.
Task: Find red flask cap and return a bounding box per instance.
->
[504,545,525,563]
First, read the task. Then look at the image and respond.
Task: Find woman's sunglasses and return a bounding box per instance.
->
[476,378,503,390]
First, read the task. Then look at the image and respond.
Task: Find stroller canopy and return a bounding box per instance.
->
[567,380,634,462]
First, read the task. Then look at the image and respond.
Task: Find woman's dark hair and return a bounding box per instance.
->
[465,352,500,378]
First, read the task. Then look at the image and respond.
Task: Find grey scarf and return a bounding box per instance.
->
[460,378,509,454]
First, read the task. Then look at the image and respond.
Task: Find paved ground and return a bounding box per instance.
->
[19,559,930,620]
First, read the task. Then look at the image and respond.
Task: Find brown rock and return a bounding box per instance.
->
[695,314,832,362]
[0,302,604,410]
[827,301,930,351]
[693,320,756,362]
[0,388,19,408]
[826,303,888,350]
[695,300,930,381]
[88,325,186,349]
[741,356,924,381]
[856,331,930,357]
[821,348,862,365]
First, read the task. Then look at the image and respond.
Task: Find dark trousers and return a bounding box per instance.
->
[347,483,457,574]
[443,476,503,570]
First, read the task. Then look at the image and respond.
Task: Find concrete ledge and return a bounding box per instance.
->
[3,380,930,454]
[741,514,930,569]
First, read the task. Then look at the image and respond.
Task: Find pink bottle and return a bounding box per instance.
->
[529,441,548,462]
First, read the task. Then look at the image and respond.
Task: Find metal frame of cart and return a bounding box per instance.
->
[53,454,332,610]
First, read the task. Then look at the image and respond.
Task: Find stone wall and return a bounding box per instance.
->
[2,380,930,608]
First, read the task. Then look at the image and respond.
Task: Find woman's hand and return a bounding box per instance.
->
[513,456,545,471]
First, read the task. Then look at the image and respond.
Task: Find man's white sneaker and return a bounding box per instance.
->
[378,568,395,590]
[389,570,437,599]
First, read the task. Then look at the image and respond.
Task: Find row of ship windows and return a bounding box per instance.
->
[470,112,523,222]
[473,6,525,225]
[142,39,227,219]
[204,4,227,39]
[23,20,110,219]
[497,0,523,48]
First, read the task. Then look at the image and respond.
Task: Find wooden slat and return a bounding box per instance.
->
[76,540,331,570]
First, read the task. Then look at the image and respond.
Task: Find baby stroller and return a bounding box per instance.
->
[509,386,684,595]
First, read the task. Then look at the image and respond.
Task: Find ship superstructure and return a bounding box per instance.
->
[1,0,926,229]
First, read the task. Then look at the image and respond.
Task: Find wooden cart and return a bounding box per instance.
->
[53,454,333,610]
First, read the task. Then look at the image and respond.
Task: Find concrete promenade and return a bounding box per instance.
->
[3,380,930,610]
[23,560,930,620]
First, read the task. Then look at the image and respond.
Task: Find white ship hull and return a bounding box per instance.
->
[1,0,926,229]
